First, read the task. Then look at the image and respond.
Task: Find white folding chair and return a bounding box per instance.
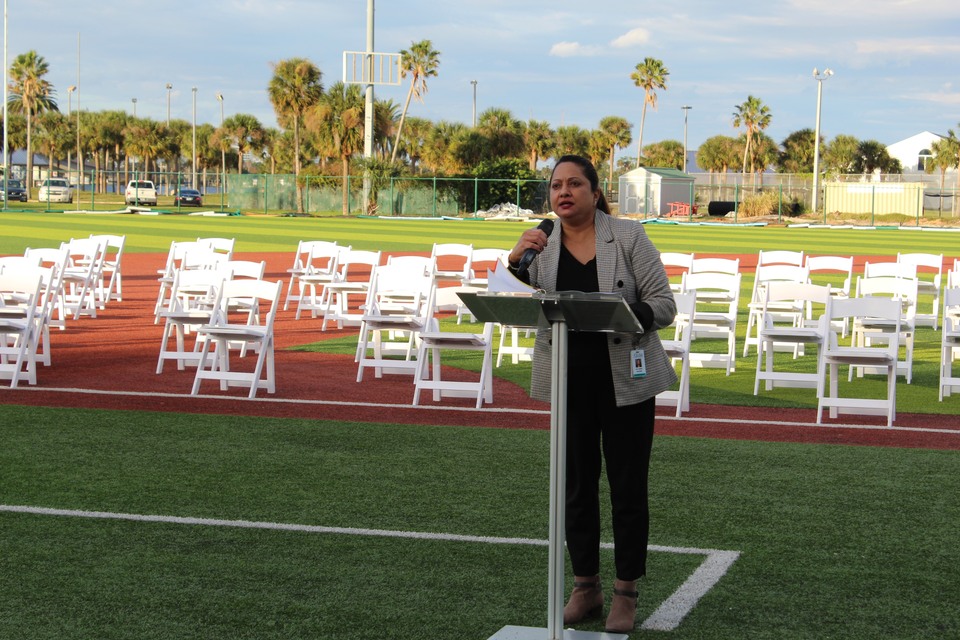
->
[0,269,46,388]
[197,237,235,258]
[743,264,809,357]
[60,237,107,320]
[284,240,338,310]
[413,286,495,408]
[24,247,70,333]
[938,287,960,401]
[319,249,382,331]
[853,276,918,383]
[431,243,473,284]
[156,268,232,373]
[757,249,804,267]
[753,282,832,394]
[356,263,435,380]
[656,291,696,416]
[806,255,855,337]
[88,233,126,304]
[296,243,347,319]
[818,297,901,427]
[154,240,211,321]
[659,252,694,293]
[897,252,943,328]
[223,260,267,281]
[191,279,282,399]
[459,248,509,322]
[681,271,742,375]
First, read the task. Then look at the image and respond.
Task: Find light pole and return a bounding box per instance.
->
[216,92,225,200]
[470,80,477,127]
[191,87,198,189]
[165,83,172,125]
[131,97,137,117]
[681,105,692,173]
[812,67,833,213]
[67,86,76,174]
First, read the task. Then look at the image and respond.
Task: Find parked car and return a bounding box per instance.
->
[174,188,203,207]
[125,180,158,206]
[0,178,28,202]
[38,178,73,203]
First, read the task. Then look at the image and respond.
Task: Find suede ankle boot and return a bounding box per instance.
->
[605,579,638,633]
[562,575,603,625]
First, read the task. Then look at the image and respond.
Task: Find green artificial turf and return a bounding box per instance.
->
[1,406,958,638]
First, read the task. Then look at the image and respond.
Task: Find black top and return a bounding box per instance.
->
[557,243,610,375]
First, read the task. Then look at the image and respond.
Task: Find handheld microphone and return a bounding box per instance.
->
[515,219,554,279]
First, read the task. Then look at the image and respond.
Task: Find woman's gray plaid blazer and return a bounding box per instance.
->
[527,210,678,406]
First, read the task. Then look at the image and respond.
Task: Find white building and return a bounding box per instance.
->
[886,131,946,172]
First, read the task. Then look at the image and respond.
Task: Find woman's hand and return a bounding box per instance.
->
[509,228,550,266]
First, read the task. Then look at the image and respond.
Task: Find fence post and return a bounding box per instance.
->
[473,177,479,215]
[734,184,740,223]
[433,176,438,217]
[871,185,875,226]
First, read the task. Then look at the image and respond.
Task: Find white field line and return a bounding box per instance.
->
[1,503,739,632]
[11,385,960,436]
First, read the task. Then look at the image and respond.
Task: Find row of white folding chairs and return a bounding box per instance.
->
[0,265,53,387]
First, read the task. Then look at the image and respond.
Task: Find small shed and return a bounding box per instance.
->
[618,167,695,217]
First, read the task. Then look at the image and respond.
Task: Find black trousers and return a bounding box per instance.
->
[565,364,655,581]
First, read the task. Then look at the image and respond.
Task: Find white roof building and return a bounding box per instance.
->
[886,131,946,172]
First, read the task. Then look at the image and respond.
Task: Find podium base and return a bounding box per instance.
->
[488,625,628,640]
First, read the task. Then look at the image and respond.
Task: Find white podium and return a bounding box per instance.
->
[459,291,642,640]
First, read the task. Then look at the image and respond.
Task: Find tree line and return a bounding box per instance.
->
[6,48,960,214]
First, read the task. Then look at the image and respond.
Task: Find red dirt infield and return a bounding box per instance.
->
[3,251,959,451]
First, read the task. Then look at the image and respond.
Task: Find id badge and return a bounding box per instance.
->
[631,349,646,378]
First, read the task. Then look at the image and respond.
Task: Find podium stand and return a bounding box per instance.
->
[459,291,642,640]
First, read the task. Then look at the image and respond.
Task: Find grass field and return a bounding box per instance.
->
[2,211,959,638]
[2,406,959,639]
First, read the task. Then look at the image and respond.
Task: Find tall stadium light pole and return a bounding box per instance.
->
[812,67,833,213]
[75,32,81,207]
[681,105,692,173]
[216,92,226,200]
[471,80,477,127]
[361,0,374,213]
[191,87,198,189]
[165,83,172,125]
[131,97,137,117]
[67,86,76,174]
[3,0,8,211]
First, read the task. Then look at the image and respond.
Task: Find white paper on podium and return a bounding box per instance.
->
[486,260,536,294]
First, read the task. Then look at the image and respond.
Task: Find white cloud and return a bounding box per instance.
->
[610,27,651,48]
[856,38,960,57]
[549,41,603,57]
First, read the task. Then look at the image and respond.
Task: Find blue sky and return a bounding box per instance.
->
[6,0,960,157]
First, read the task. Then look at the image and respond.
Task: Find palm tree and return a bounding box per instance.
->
[697,135,740,184]
[732,95,772,175]
[630,57,669,167]
[268,58,324,212]
[642,140,685,169]
[308,81,364,215]
[374,98,400,160]
[778,129,816,173]
[219,114,266,174]
[476,108,524,160]
[927,136,960,216]
[598,116,632,181]
[8,50,58,191]
[422,120,465,173]
[522,120,555,171]
[35,111,74,176]
[554,125,590,158]
[391,40,441,163]
[823,134,860,176]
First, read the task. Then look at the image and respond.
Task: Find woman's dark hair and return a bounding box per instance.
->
[550,154,610,214]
